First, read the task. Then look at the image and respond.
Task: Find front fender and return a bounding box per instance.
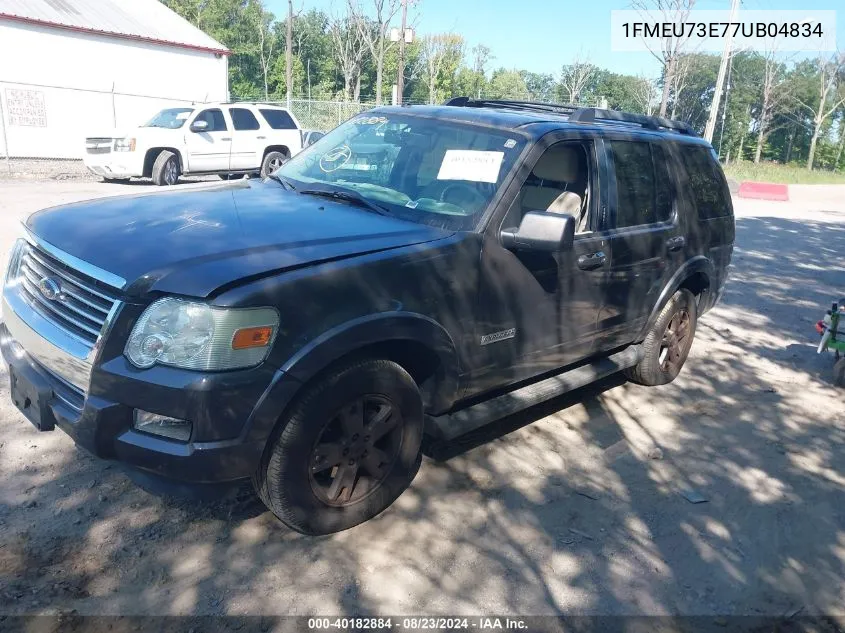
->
[281,312,461,403]
[239,312,462,447]
[637,256,714,341]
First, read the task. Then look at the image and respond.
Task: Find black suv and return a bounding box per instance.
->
[1,100,734,534]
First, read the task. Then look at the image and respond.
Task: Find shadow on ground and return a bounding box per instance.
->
[0,216,844,620]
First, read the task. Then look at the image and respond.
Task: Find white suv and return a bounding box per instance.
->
[83,103,305,185]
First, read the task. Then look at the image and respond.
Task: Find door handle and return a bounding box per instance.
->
[221,137,232,141]
[577,251,607,270]
[257,135,267,140]
[666,236,686,252]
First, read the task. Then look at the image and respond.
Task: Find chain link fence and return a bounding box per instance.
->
[1,95,608,180]
[232,98,377,132]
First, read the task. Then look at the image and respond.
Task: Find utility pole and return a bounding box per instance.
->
[396,0,408,105]
[286,0,293,109]
[704,0,740,142]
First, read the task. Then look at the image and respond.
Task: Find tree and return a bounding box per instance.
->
[631,0,697,116]
[330,16,367,100]
[348,0,401,104]
[754,48,792,163]
[559,55,595,104]
[248,0,276,100]
[594,71,652,113]
[486,68,530,100]
[522,71,555,102]
[633,74,659,115]
[472,45,493,98]
[419,34,464,104]
[796,52,845,170]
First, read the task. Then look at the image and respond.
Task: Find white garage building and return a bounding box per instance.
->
[0,0,229,160]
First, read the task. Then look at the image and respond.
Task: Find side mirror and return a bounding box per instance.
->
[190,119,209,132]
[500,211,575,252]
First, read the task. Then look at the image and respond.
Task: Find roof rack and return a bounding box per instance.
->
[443,97,697,136]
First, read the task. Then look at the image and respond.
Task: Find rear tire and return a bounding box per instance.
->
[625,289,698,386]
[260,151,288,178]
[151,150,179,186]
[254,359,423,535]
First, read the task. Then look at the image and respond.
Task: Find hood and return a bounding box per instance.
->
[86,126,182,141]
[26,180,452,298]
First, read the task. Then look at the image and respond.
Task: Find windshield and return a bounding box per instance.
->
[143,108,194,129]
[276,113,527,230]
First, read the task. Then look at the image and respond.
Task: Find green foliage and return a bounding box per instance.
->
[724,160,845,184]
[161,0,845,172]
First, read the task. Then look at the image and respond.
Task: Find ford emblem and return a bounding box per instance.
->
[38,277,63,301]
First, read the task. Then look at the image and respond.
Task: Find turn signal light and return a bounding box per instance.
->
[232,326,274,350]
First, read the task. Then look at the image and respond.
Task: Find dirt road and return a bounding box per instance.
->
[0,180,843,617]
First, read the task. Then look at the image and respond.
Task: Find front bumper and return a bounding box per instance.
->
[1,319,294,484]
[83,152,144,179]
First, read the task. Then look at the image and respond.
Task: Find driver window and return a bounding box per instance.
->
[508,141,592,233]
[194,109,227,132]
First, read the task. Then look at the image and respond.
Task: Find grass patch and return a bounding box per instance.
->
[724,160,845,185]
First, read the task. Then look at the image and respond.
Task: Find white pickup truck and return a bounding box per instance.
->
[83,103,312,185]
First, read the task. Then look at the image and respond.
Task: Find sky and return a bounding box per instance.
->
[265,0,844,80]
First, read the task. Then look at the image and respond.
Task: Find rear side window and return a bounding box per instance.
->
[610,140,673,228]
[679,145,731,219]
[229,107,261,131]
[194,108,227,132]
[260,108,297,130]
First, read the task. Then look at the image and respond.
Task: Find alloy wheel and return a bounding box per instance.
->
[658,309,691,373]
[308,395,403,506]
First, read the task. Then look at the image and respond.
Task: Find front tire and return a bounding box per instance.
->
[254,359,423,535]
[625,289,698,386]
[260,151,288,178]
[151,150,179,186]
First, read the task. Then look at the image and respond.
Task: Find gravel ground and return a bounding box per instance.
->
[0,180,843,619]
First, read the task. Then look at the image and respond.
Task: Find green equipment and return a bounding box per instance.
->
[815,300,845,387]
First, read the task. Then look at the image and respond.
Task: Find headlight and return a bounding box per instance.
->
[3,237,25,287]
[114,137,136,152]
[125,298,279,371]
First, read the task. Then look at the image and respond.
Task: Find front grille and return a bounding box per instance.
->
[16,242,120,349]
[85,138,112,154]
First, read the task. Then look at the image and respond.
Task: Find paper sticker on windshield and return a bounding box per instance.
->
[176,111,191,120]
[437,150,504,183]
[504,139,517,149]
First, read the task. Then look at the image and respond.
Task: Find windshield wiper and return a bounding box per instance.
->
[298,187,390,216]
[266,173,296,191]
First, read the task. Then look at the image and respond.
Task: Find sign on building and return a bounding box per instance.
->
[6,89,47,127]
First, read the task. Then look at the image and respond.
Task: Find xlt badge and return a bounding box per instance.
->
[480,328,516,345]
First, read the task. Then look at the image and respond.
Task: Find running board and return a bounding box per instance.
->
[426,345,642,441]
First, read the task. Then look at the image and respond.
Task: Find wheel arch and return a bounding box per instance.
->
[241,313,462,448]
[262,145,291,161]
[637,257,714,342]
[143,147,185,177]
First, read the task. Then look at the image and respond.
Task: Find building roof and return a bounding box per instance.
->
[0,0,229,55]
